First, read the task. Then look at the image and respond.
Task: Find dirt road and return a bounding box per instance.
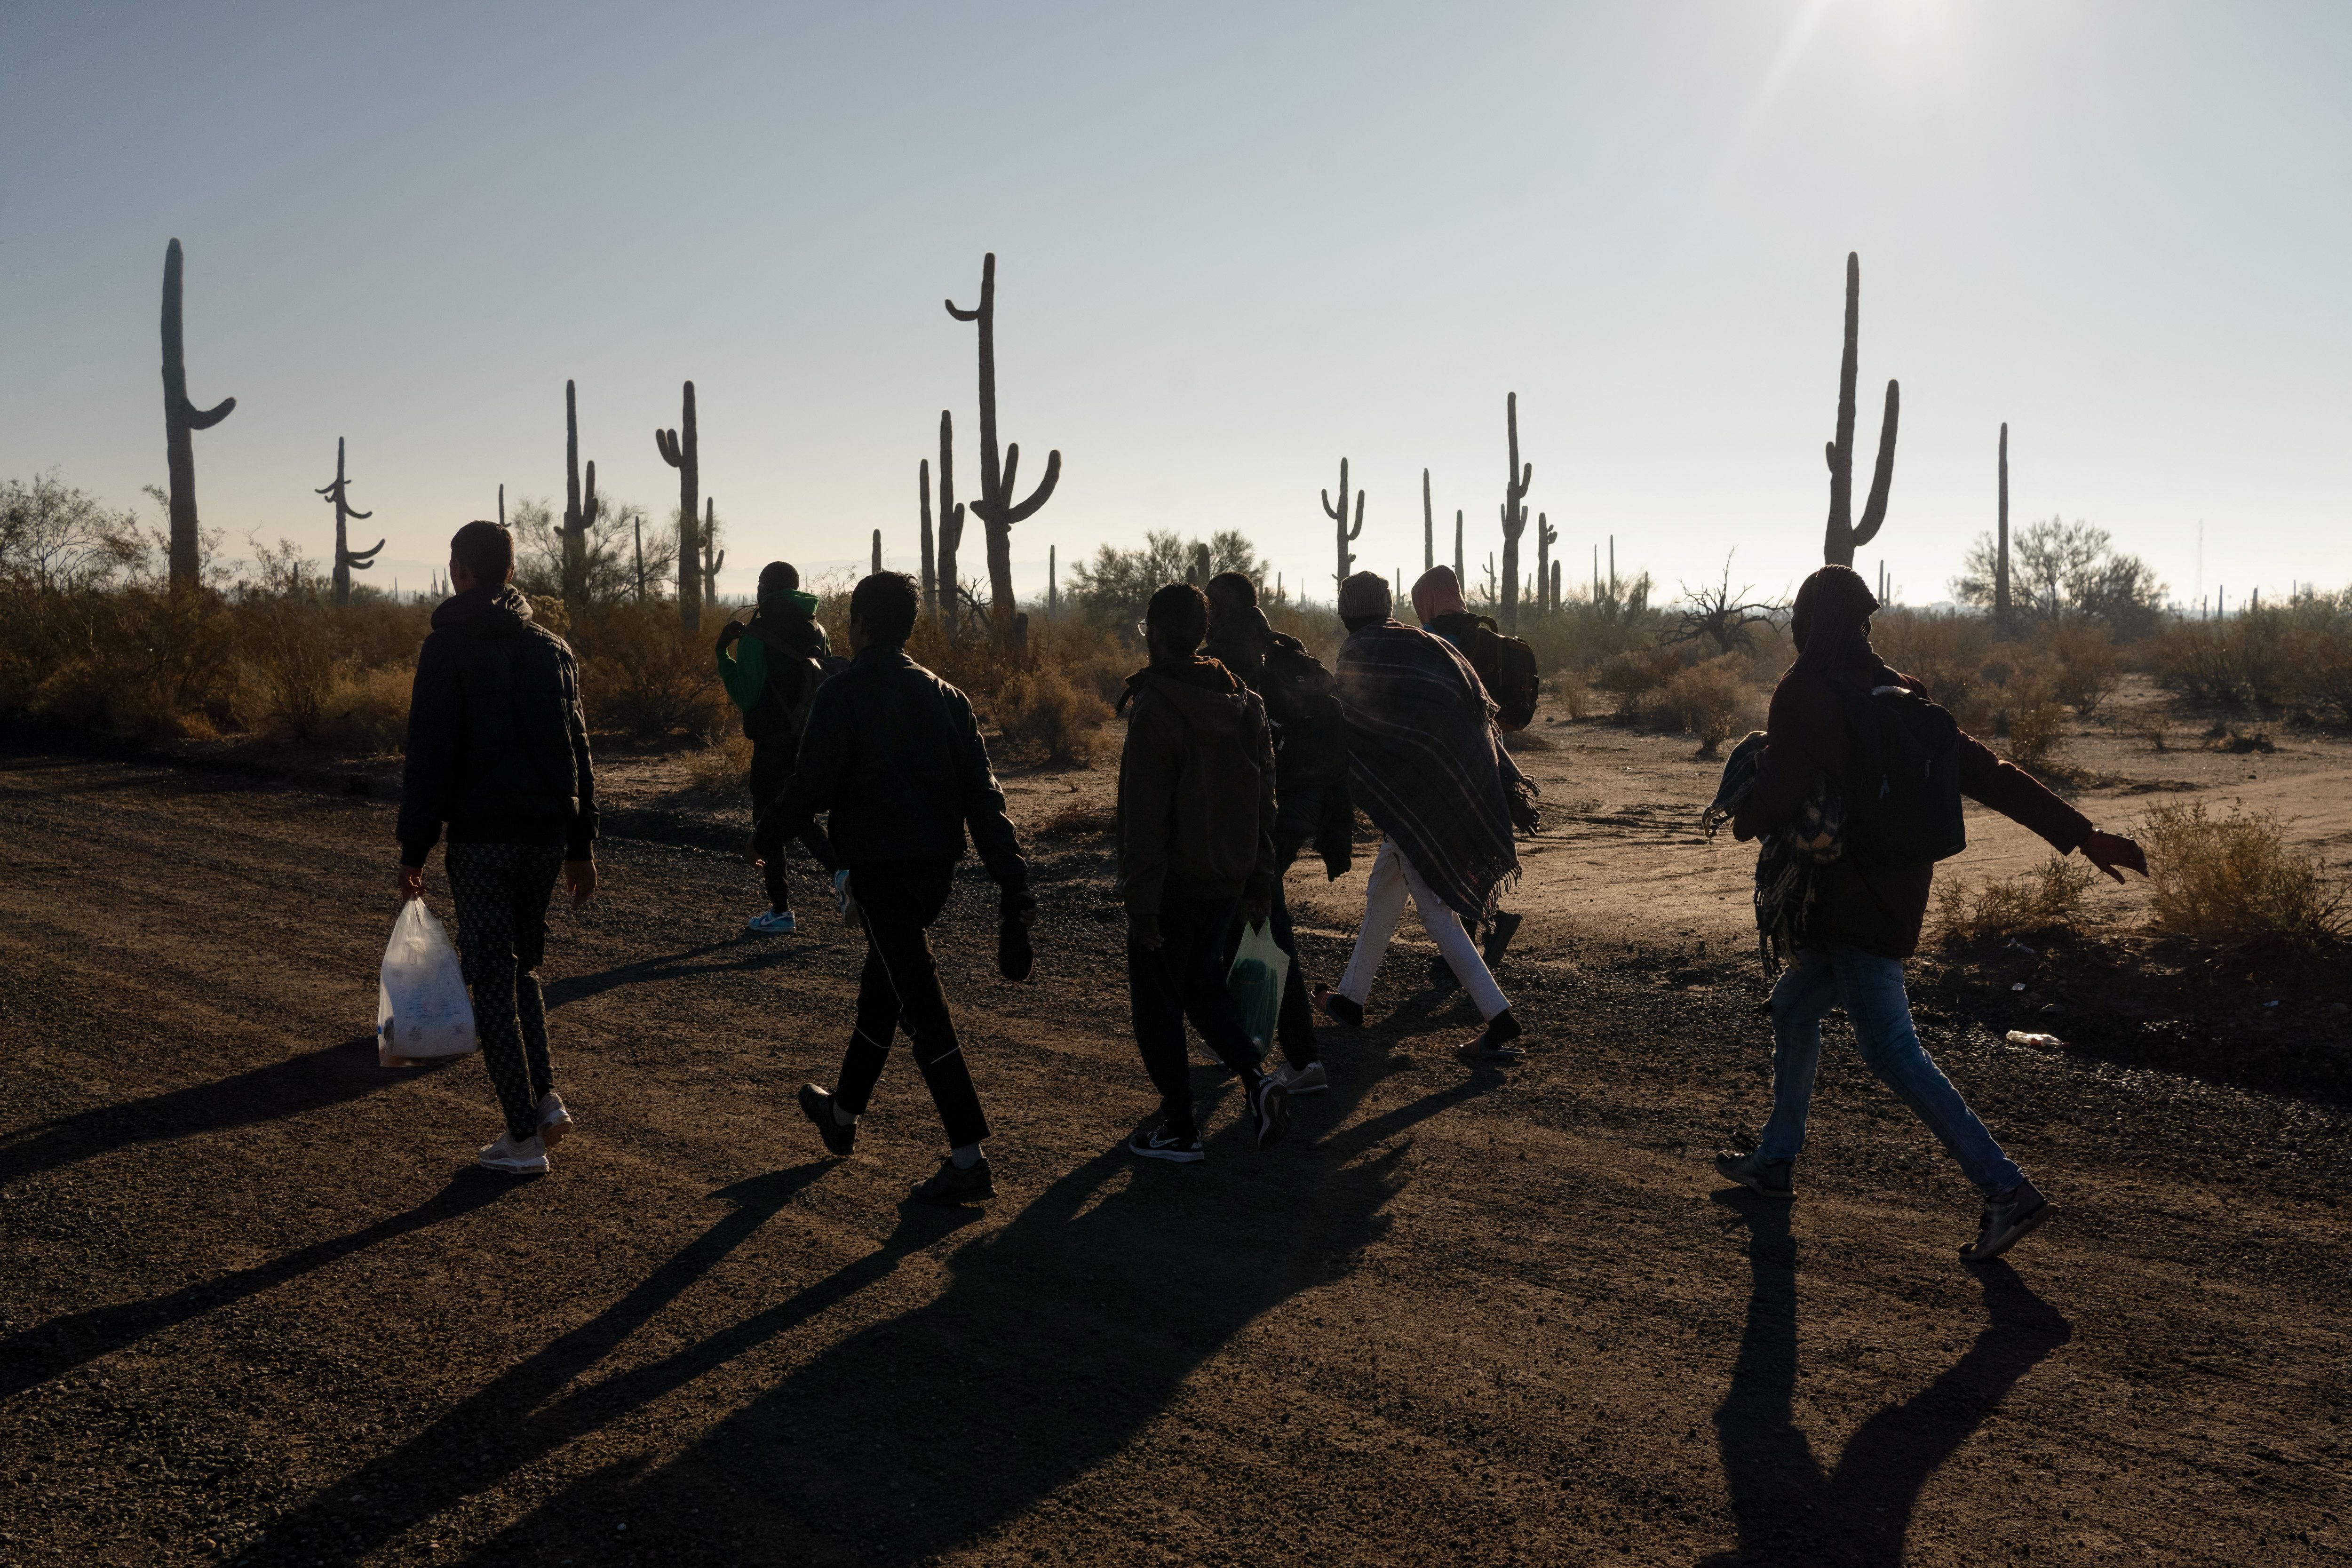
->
[1,749,2346,1566]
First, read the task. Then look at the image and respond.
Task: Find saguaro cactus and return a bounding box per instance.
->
[871,529,883,576]
[633,516,645,601]
[1535,511,1557,616]
[1820,252,1900,567]
[562,381,599,610]
[1048,545,1057,620]
[1323,457,1364,589]
[932,411,967,634]
[700,499,723,606]
[918,461,938,618]
[315,437,382,608]
[160,238,236,590]
[1454,509,1464,587]
[1995,422,2012,634]
[946,253,1060,645]
[1422,469,1435,574]
[1498,392,1533,631]
[654,381,701,631]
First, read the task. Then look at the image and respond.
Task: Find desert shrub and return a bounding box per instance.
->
[993,667,1112,766]
[1935,854,2096,944]
[1555,677,1592,720]
[2148,608,2303,712]
[2136,716,2172,752]
[2001,691,2071,773]
[2046,621,2122,716]
[1872,610,1996,731]
[1643,656,1751,757]
[312,664,413,753]
[573,600,729,741]
[1590,645,1682,713]
[680,732,753,795]
[2139,801,2345,949]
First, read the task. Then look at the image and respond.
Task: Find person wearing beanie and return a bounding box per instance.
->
[1714,563,2148,1261]
[1317,571,1534,1061]
[1407,565,1525,993]
[716,560,838,933]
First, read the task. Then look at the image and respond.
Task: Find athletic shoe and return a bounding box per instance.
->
[477,1130,549,1175]
[1249,1077,1292,1150]
[797,1083,857,1158]
[913,1154,995,1205]
[834,870,863,932]
[747,908,797,935]
[1313,987,1365,1029]
[1714,1150,1794,1199]
[1455,1008,1526,1061]
[535,1091,575,1150]
[1960,1177,2052,1262]
[1128,1121,1206,1163]
[1267,1059,1329,1096]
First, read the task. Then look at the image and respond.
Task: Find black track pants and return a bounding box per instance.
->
[831,859,990,1150]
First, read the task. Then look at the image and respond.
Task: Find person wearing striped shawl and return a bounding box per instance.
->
[1313,572,1537,1061]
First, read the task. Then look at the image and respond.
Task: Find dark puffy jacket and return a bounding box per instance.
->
[1115,657,1277,915]
[756,644,1026,888]
[397,587,596,867]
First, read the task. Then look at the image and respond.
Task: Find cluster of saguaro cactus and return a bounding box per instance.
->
[700,499,723,606]
[929,411,966,634]
[654,381,701,631]
[1323,457,1364,589]
[160,239,236,591]
[946,254,1059,646]
[316,437,383,607]
[1995,422,2012,632]
[562,381,599,611]
[1821,251,1900,568]
[1498,392,1534,630]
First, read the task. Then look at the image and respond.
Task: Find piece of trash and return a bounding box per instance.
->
[2004,939,2038,955]
[2006,1031,2066,1049]
[2264,1000,2280,1008]
[2010,982,2026,993]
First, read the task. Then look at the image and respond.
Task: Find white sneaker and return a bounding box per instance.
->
[535,1091,575,1149]
[1267,1059,1329,1096]
[747,908,797,935]
[478,1130,549,1174]
[834,870,863,931]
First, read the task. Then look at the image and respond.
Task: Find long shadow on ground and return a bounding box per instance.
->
[1701,1190,2073,1567]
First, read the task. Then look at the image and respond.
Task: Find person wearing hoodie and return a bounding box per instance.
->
[1201,571,1346,1097]
[716,560,837,934]
[1117,582,1291,1161]
[759,572,1037,1205]
[1407,565,1524,993]
[397,520,597,1176]
[1317,571,1533,1061]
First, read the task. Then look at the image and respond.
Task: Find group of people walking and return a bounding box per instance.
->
[398,520,2146,1264]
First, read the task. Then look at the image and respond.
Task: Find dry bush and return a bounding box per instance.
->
[314,664,413,754]
[2140,800,2345,950]
[1590,646,1683,713]
[2047,621,2122,716]
[1935,854,2096,944]
[573,600,730,741]
[1554,677,1592,720]
[2002,693,2071,773]
[993,667,1112,766]
[1643,656,1751,757]
[680,733,754,795]
[2136,716,2172,752]
[1040,798,1118,838]
[1872,610,1997,731]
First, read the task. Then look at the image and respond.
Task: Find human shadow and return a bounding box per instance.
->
[1701,1191,2073,1567]
[0,1035,412,1188]
[0,1168,516,1400]
[542,938,834,1010]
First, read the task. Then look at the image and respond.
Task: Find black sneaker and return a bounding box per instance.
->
[913,1154,995,1205]
[1128,1121,1206,1163]
[1455,1007,1526,1061]
[1960,1177,2051,1262]
[797,1083,857,1158]
[1313,986,1365,1029]
[1249,1077,1292,1150]
[1714,1150,1794,1199]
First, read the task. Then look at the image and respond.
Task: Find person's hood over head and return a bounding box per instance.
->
[1411,565,1466,624]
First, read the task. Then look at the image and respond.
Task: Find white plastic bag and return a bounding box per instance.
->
[377,900,477,1067]
[1227,917,1288,1056]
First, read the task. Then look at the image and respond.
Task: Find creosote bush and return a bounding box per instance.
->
[2139,801,2344,950]
[992,667,1112,767]
[681,732,754,795]
[1935,854,2096,944]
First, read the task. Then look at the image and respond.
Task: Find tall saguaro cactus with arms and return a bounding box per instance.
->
[160,239,236,590]
[700,499,723,606]
[1324,457,1364,589]
[1498,392,1533,630]
[654,382,701,630]
[316,437,382,607]
[1820,251,1900,567]
[562,381,599,611]
[946,253,1059,646]
[1536,510,1557,617]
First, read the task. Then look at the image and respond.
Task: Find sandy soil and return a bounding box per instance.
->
[2,683,2348,1567]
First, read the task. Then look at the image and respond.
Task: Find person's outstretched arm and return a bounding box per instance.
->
[1956,734,2147,882]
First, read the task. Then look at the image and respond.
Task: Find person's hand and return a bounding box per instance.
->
[1128,912,1163,951]
[2079,829,2148,886]
[398,863,425,901]
[1000,884,1039,929]
[563,858,597,905]
[997,919,1036,982]
[1243,898,1272,931]
[716,621,744,650]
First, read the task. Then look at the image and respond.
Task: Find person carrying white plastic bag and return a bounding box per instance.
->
[1226,916,1287,1058]
[397,521,600,1177]
[377,899,477,1066]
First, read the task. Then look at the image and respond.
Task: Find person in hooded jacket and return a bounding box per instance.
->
[1717,564,2148,1261]
[397,521,597,1176]
[1118,582,1291,1161]
[716,560,837,933]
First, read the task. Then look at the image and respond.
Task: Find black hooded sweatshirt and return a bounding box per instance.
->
[397,586,597,868]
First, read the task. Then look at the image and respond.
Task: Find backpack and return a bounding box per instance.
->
[1260,636,1347,788]
[1836,683,1966,868]
[740,620,834,743]
[1467,625,1541,732]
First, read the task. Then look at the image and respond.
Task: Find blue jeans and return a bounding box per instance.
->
[1757,944,2023,1198]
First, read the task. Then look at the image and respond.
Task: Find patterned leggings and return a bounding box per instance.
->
[447,841,565,1142]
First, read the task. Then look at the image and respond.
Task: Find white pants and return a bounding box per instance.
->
[1335,838,1509,1021]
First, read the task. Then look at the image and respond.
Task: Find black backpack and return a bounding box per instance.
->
[1837,683,1965,868]
[1261,636,1347,789]
[1461,623,1540,732]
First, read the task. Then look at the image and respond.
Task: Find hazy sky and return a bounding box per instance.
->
[4,1,2347,607]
